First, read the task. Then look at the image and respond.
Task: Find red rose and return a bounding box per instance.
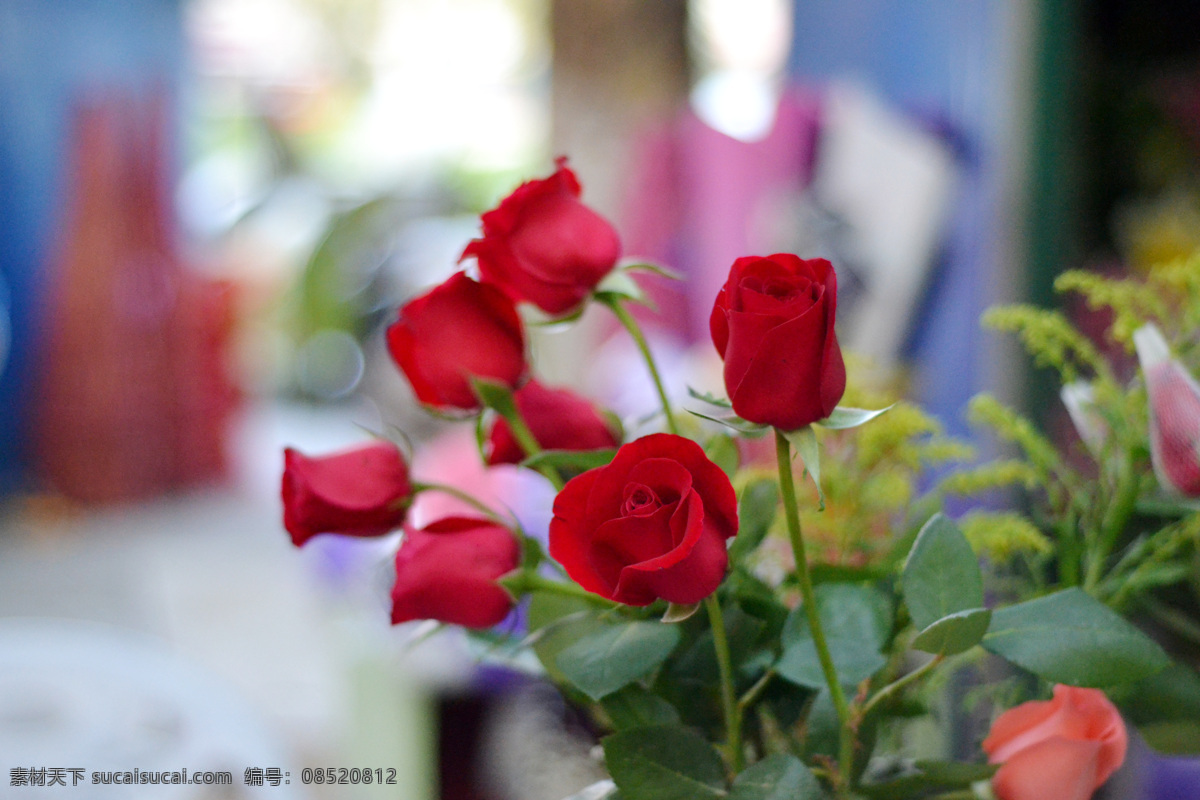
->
[282,441,412,547]
[983,684,1127,800]
[710,254,846,430]
[549,433,738,605]
[387,272,527,411]
[486,379,621,466]
[461,157,621,316]
[391,516,520,628]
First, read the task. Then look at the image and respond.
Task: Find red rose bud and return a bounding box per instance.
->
[461,157,621,316]
[710,254,846,431]
[1134,323,1200,497]
[486,379,621,466]
[391,516,520,628]
[549,433,738,605]
[387,272,527,412]
[282,441,412,547]
[983,685,1127,800]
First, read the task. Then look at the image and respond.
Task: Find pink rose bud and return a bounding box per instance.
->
[1134,323,1200,497]
[983,684,1127,800]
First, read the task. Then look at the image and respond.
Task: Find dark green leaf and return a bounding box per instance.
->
[520,448,618,473]
[902,514,983,630]
[728,754,824,800]
[602,685,682,731]
[910,607,991,655]
[558,622,682,701]
[603,725,727,800]
[983,588,1171,686]
[728,480,780,563]
[815,405,895,430]
[1117,662,1200,725]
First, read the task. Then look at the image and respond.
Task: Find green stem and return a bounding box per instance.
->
[705,595,743,773]
[518,573,618,608]
[1085,456,1140,592]
[858,654,944,721]
[410,482,512,525]
[775,430,853,793]
[501,405,566,491]
[738,669,775,711]
[607,298,679,435]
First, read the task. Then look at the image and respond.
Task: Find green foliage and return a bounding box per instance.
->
[557,623,682,701]
[983,588,1170,686]
[959,511,1054,563]
[603,726,727,800]
[982,304,1106,383]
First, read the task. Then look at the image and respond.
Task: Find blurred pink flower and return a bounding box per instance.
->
[1134,323,1200,497]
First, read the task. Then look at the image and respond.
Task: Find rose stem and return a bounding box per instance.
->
[519,573,618,609]
[409,481,512,525]
[704,594,743,773]
[857,654,944,721]
[774,429,854,794]
[606,298,680,435]
[500,406,566,491]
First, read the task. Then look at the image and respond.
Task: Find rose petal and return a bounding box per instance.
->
[991,736,1102,800]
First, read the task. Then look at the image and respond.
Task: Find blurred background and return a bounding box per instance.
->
[1,0,1199,797]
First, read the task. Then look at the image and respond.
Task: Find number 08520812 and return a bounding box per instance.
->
[300,768,397,785]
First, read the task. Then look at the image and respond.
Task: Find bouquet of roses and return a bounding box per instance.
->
[280,159,1177,800]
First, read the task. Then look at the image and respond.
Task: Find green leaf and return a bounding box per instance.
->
[470,376,518,417]
[704,433,740,478]
[728,479,780,563]
[1117,662,1200,725]
[528,591,608,684]
[815,405,895,430]
[622,261,686,282]
[858,761,997,799]
[777,584,890,689]
[603,725,727,800]
[595,271,650,307]
[662,602,701,623]
[782,426,823,510]
[557,623,682,701]
[982,588,1171,686]
[910,608,992,655]
[728,754,824,800]
[686,408,770,436]
[902,514,984,630]
[520,448,618,473]
[601,685,682,731]
[687,386,732,408]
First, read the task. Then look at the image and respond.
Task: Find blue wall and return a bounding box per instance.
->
[0,0,184,489]
[788,0,1024,439]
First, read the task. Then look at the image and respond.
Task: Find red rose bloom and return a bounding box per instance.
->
[983,684,1127,800]
[282,441,412,547]
[710,254,846,431]
[549,433,738,605]
[391,517,520,629]
[486,379,621,466]
[387,272,527,412]
[461,157,621,316]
